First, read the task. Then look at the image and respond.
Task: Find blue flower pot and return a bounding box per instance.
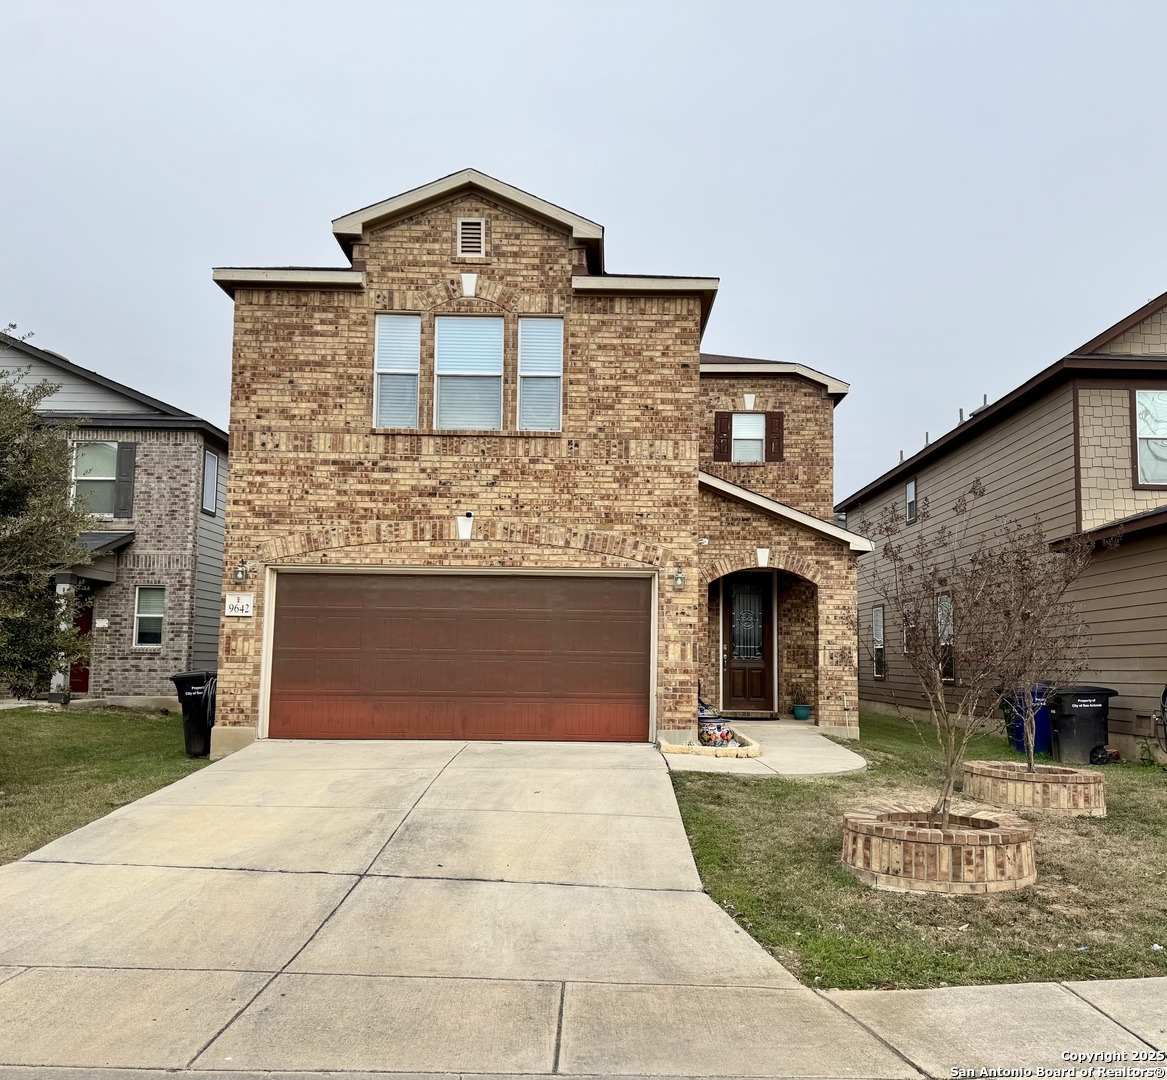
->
[792,705,812,721]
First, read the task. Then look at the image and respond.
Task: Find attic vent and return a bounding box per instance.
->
[457,218,485,257]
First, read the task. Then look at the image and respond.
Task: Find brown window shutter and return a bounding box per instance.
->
[713,412,731,461]
[765,412,784,462]
[114,442,136,518]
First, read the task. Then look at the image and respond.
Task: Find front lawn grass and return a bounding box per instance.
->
[672,713,1167,989]
[0,706,209,863]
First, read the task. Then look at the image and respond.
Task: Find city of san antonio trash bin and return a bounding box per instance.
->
[1046,686,1118,765]
[170,670,217,758]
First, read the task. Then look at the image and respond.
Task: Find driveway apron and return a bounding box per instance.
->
[0,738,912,1076]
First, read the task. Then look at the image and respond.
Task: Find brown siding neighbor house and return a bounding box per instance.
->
[210,170,870,758]
[836,291,1167,759]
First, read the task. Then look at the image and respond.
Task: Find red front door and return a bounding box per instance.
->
[69,602,93,694]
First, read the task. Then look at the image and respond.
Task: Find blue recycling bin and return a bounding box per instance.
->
[1000,686,1053,757]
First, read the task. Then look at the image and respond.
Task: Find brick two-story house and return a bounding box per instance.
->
[836,290,1167,759]
[0,333,228,703]
[210,170,870,757]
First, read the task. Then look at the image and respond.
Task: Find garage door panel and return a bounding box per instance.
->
[269,574,651,741]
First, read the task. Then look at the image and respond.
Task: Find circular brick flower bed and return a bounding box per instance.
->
[962,760,1106,817]
[842,802,1036,894]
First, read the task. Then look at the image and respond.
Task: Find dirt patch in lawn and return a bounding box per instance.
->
[671,713,1167,989]
[0,706,209,863]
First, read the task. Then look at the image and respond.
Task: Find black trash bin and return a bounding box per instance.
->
[1046,686,1118,764]
[170,670,217,758]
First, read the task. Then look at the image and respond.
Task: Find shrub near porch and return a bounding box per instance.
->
[671,714,1167,989]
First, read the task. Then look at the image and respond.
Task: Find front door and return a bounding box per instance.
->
[722,573,773,710]
[69,598,93,695]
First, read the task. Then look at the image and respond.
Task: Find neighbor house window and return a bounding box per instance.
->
[906,479,917,522]
[435,316,503,429]
[872,605,886,679]
[73,441,118,515]
[713,412,784,462]
[1135,390,1167,485]
[202,450,219,514]
[374,314,421,428]
[936,592,955,682]
[134,586,165,646]
[518,318,563,431]
[903,600,916,654]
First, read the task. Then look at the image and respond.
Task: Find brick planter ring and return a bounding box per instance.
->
[962,760,1106,817]
[841,803,1036,894]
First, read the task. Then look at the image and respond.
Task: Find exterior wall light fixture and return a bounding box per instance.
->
[673,567,686,590]
[232,560,250,583]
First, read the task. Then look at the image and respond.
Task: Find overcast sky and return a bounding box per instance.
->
[4,1,1167,501]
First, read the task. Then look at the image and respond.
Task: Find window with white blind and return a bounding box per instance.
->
[731,413,765,462]
[872,605,886,679]
[518,318,563,431]
[374,314,421,428]
[435,316,503,429]
[135,586,165,646]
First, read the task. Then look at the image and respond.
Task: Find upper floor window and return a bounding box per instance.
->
[74,441,135,518]
[905,478,917,522]
[1135,390,1167,486]
[435,316,503,430]
[202,450,220,515]
[712,411,784,463]
[374,314,421,428]
[518,318,563,431]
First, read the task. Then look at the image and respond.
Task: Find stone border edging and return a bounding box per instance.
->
[658,730,762,758]
[842,800,1037,894]
[963,759,1106,817]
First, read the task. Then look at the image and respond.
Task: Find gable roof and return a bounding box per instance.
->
[331,168,604,263]
[699,471,873,552]
[1073,287,1167,355]
[0,333,227,446]
[699,353,850,399]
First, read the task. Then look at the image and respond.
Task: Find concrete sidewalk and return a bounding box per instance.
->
[0,737,1162,1077]
[666,717,868,776]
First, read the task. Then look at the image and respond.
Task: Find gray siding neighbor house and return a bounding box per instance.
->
[836,291,1167,760]
[0,333,228,702]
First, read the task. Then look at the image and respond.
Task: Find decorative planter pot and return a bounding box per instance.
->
[792,705,812,721]
[962,760,1106,817]
[842,801,1036,895]
[698,716,733,746]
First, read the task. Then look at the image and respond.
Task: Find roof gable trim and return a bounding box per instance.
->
[699,471,873,552]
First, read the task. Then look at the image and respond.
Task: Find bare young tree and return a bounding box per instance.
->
[858,481,1099,826]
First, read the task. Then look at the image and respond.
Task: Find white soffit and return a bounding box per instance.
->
[212,268,365,296]
[700,362,849,397]
[699,471,874,552]
[332,169,604,243]
[572,275,719,295]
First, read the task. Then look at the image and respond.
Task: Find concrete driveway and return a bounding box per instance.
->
[0,736,916,1076]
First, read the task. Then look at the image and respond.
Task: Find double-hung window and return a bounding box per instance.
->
[73,442,118,515]
[374,314,421,428]
[435,316,503,430]
[872,605,886,679]
[905,479,917,522]
[731,413,765,462]
[936,592,955,682]
[1135,390,1167,485]
[135,586,165,646]
[202,450,219,514]
[518,318,563,431]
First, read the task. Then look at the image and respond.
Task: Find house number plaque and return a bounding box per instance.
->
[225,592,255,617]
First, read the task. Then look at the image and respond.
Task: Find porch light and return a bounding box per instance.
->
[673,567,686,590]
[756,547,771,568]
[232,560,250,583]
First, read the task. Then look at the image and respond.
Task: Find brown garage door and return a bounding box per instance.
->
[268,573,652,741]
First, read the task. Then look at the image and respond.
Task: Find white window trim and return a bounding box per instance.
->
[433,314,504,431]
[133,585,165,649]
[202,450,219,515]
[456,217,487,258]
[373,313,422,430]
[905,478,917,522]
[71,440,118,520]
[872,604,886,679]
[730,412,765,463]
[517,316,564,432]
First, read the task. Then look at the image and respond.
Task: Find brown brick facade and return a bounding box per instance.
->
[215,180,859,744]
